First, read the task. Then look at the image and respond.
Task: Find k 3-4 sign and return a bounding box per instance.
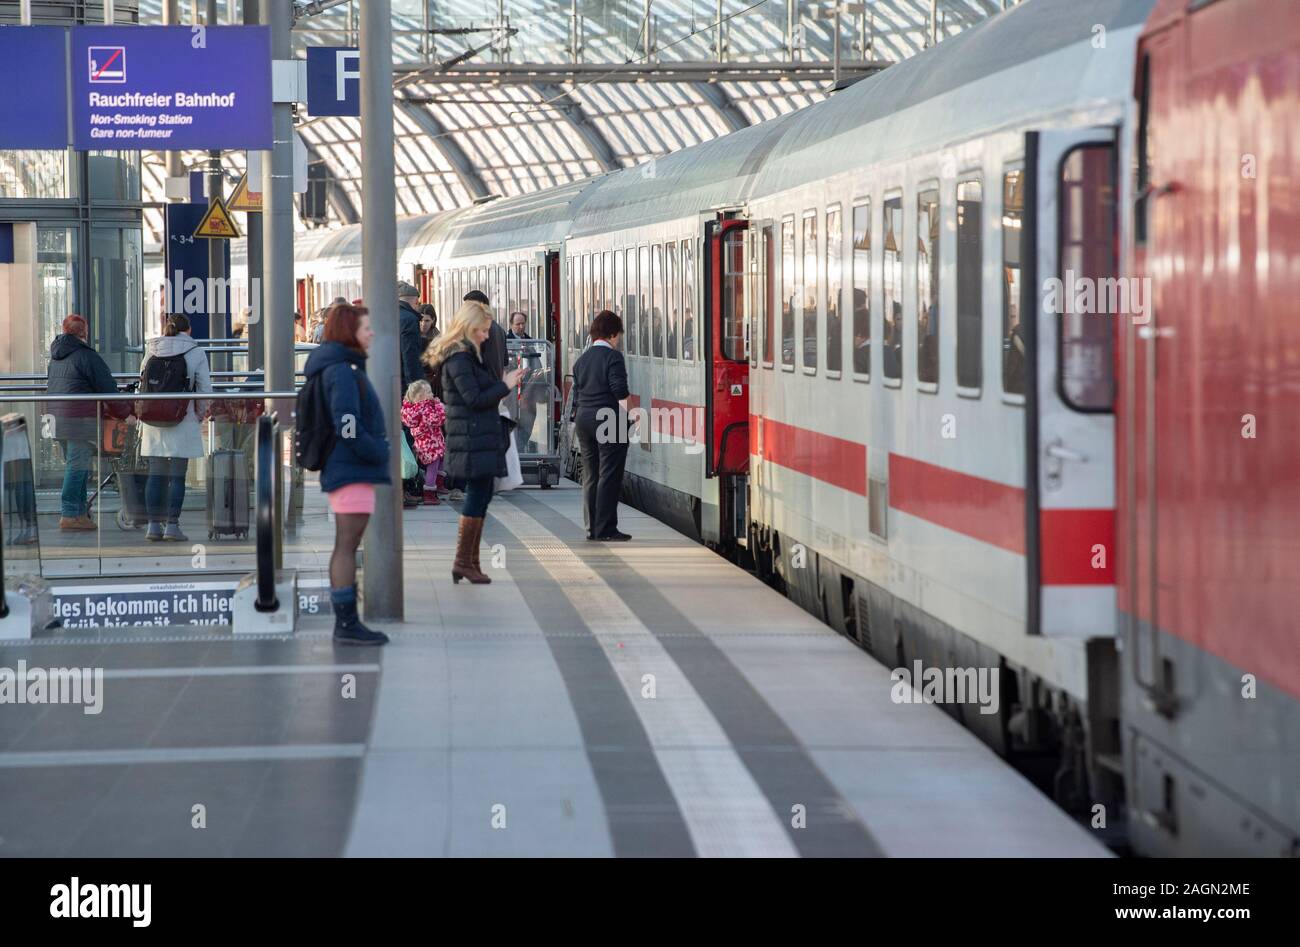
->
[71,25,272,151]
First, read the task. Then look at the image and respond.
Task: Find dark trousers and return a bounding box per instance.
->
[576,411,629,538]
[462,476,494,518]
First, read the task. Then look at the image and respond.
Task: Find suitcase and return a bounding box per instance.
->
[206,449,250,540]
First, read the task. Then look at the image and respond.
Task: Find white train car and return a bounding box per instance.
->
[275,0,1154,829]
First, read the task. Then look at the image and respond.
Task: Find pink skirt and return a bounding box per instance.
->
[327,483,376,514]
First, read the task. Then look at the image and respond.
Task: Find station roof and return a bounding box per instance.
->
[137,0,1003,248]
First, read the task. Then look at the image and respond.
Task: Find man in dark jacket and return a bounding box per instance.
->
[464,290,508,382]
[397,281,424,391]
[45,314,121,530]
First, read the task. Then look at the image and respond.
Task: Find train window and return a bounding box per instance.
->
[1002,168,1025,395]
[780,217,795,367]
[639,245,650,355]
[565,258,574,350]
[882,195,903,382]
[1059,144,1116,411]
[761,225,775,367]
[496,265,505,313]
[624,248,638,355]
[651,244,663,358]
[802,210,818,371]
[613,249,624,323]
[851,201,870,378]
[604,250,613,311]
[682,240,695,361]
[956,178,983,391]
[723,228,745,361]
[826,205,843,375]
[508,262,518,320]
[1135,54,1152,246]
[917,186,940,388]
[666,240,679,360]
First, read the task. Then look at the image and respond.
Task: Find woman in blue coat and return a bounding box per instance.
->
[423,300,522,584]
[302,302,391,645]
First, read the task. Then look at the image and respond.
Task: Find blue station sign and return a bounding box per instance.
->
[306,46,360,117]
[71,25,272,151]
[0,26,70,149]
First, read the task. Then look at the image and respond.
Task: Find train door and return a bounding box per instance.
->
[1024,128,1119,638]
[415,265,433,304]
[703,214,749,548]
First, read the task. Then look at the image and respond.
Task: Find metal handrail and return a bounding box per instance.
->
[0,391,299,403]
[0,370,304,382]
[254,414,279,613]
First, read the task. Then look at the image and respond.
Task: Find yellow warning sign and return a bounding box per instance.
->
[194,196,241,240]
[227,173,262,213]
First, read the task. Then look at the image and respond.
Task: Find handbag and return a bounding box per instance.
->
[400,435,418,480]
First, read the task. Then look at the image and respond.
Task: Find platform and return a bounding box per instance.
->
[0,485,1107,857]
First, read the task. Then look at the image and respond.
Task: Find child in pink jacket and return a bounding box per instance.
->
[401,380,447,505]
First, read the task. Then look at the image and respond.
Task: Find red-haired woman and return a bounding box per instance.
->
[301,302,391,645]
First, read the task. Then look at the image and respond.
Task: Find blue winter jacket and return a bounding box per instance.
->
[303,341,391,492]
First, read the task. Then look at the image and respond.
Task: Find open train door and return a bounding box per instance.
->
[1023,128,1119,640]
[702,213,749,551]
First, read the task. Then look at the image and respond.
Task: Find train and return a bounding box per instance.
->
[228,0,1299,856]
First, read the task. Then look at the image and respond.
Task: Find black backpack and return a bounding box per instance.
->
[295,365,363,472]
[135,353,194,426]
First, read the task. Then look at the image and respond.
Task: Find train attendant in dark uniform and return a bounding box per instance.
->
[572,309,632,541]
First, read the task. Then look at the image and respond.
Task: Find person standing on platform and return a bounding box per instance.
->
[397,281,424,391]
[507,311,530,340]
[572,309,632,542]
[302,302,391,646]
[46,314,124,531]
[425,300,523,584]
[137,314,213,543]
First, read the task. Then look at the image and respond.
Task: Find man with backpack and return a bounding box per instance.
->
[45,314,124,531]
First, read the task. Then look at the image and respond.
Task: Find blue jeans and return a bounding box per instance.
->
[59,439,95,518]
[145,456,189,524]
[462,476,494,518]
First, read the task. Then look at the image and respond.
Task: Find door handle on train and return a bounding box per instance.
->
[1043,438,1087,491]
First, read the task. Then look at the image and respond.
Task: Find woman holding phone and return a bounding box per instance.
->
[424,300,523,584]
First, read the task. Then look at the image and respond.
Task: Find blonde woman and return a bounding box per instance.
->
[425,301,523,583]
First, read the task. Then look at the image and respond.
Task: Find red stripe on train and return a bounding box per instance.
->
[1039,508,1116,585]
[741,413,1113,585]
[650,398,705,440]
[889,453,1025,554]
[749,415,867,496]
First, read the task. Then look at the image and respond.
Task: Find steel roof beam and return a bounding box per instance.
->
[693,82,750,133]
[392,60,890,85]
[395,98,493,202]
[533,83,621,173]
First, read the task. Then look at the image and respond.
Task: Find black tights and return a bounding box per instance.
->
[330,512,370,590]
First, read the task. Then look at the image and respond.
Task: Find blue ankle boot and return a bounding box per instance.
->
[331,587,389,646]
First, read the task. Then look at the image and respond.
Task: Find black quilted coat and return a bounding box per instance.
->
[440,342,509,481]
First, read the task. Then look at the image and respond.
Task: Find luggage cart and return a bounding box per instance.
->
[87,416,149,531]
[503,339,560,488]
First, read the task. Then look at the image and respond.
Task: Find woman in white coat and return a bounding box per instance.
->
[138,314,213,542]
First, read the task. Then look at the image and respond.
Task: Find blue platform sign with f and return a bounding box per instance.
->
[306,46,360,117]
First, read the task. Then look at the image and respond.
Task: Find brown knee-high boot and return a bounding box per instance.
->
[453,515,490,584]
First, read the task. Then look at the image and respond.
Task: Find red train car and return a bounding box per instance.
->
[1120,0,1300,857]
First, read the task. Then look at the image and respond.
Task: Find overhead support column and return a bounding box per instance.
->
[162,1,185,191]
[263,1,295,404]
[361,0,404,620]
[206,0,227,366]
[244,0,264,370]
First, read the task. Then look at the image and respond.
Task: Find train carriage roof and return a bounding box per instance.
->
[564,0,1154,236]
